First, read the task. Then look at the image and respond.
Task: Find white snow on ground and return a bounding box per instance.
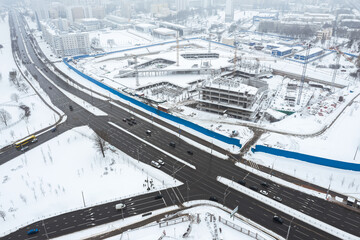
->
[0,126,181,236]
[218,177,359,240]
[256,94,360,162]
[0,15,61,149]
[106,205,277,240]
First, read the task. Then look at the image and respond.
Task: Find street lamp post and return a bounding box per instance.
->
[286,217,295,240]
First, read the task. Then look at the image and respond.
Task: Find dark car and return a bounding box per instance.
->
[49,86,52,89]
[187,150,193,155]
[27,229,39,235]
[169,142,176,148]
[237,180,246,186]
[128,122,133,126]
[209,196,218,202]
[249,186,258,192]
[273,196,282,202]
[260,182,269,188]
[273,215,283,224]
[69,105,73,111]
[154,194,163,200]
[51,127,57,132]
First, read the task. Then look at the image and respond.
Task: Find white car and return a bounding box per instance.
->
[157,159,165,165]
[151,160,161,169]
[115,203,126,210]
[260,190,268,196]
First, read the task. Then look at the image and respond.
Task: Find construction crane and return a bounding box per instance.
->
[297,44,311,105]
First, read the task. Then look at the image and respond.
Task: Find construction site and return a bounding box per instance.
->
[69,33,357,123]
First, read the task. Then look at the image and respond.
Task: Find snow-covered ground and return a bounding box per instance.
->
[0,126,180,236]
[257,94,360,162]
[0,15,61,149]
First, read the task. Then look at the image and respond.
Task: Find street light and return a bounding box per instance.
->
[286,217,295,240]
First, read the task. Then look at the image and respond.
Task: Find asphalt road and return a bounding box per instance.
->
[1,10,359,240]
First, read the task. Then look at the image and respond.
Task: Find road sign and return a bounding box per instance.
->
[230,206,238,218]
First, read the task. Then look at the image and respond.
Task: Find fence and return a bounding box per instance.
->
[159,216,190,228]
[218,216,267,240]
[63,56,242,148]
[252,145,360,171]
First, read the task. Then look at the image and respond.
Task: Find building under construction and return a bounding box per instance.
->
[197,76,268,121]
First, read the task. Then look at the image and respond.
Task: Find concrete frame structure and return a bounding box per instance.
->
[197,77,268,121]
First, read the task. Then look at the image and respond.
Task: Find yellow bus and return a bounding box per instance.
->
[14,135,37,149]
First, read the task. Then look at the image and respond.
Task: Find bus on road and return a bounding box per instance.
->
[14,135,37,149]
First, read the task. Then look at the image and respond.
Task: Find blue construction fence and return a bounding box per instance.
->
[63,59,242,148]
[252,145,360,171]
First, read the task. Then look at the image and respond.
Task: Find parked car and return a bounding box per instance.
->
[151,160,161,169]
[260,190,268,196]
[69,105,73,111]
[27,229,39,235]
[260,182,269,188]
[122,118,127,122]
[157,159,165,165]
[209,196,218,202]
[146,130,152,135]
[273,196,282,202]
[187,150,193,155]
[169,142,176,148]
[249,186,258,192]
[273,215,283,224]
[237,180,246,186]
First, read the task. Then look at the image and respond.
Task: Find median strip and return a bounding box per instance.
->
[109,122,196,170]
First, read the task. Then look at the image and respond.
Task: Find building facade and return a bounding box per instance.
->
[41,21,90,57]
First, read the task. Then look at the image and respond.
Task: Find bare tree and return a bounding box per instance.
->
[0,210,5,221]
[10,93,19,102]
[0,109,11,126]
[93,131,109,158]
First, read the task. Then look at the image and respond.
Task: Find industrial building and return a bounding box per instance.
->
[197,77,268,121]
[153,28,177,39]
[272,46,292,57]
[294,47,324,61]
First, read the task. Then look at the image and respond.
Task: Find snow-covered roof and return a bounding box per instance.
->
[153,28,177,35]
[295,47,323,57]
[135,23,157,29]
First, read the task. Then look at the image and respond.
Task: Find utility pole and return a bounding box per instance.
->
[81,191,86,207]
[186,180,190,201]
[286,217,295,240]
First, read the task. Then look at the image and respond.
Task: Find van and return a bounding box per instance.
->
[169,142,176,147]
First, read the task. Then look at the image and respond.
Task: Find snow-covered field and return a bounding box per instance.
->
[0,15,60,149]
[0,126,180,235]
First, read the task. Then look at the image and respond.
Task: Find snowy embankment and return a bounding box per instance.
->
[218,177,359,240]
[0,126,180,236]
[0,15,61,149]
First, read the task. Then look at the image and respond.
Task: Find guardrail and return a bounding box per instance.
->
[219,216,267,240]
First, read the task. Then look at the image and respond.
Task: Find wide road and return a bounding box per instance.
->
[2,10,359,240]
